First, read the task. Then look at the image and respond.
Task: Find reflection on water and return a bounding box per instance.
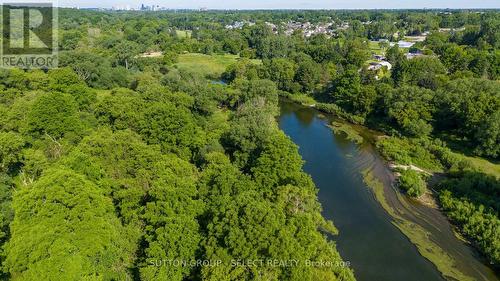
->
[278,100,499,281]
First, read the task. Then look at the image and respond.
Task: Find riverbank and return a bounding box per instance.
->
[362,169,474,281]
[282,93,499,177]
[281,97,500,281]
[280,92,366,124]
[279,101,446,281]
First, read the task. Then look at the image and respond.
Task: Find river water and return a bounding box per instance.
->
[278,100,499,281]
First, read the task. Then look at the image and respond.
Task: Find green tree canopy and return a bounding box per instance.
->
[4,168,134,281]
[26,92,83,139]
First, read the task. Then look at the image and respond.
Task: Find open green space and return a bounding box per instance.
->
[369,41,386,55]
[175,53,261,78]
[462,155,500,178]
[175,30,192,38]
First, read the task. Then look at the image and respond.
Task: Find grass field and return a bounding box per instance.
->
[369,41,386,55]
[175,53,260,78]
[175,30,192,38]
[463,155,500,178]
[436,133,500,177]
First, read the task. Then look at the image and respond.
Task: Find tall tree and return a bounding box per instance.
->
[4,168,134,280]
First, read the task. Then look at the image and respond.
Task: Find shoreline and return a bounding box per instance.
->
[361,169,474,281]
[282,97,500,281]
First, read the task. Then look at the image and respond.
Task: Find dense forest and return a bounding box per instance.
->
[0,7,499,280]
[0,59,355,280]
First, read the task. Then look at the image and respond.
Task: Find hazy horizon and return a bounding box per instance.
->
[59,0,500,10]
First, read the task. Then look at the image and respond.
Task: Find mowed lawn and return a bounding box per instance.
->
[175,30,192,38]
[175,53,261,77]
[369,41,385,55]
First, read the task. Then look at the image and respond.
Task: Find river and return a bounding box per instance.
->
[278,100,499,281]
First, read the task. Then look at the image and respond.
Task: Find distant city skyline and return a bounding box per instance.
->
[59,0,500,10]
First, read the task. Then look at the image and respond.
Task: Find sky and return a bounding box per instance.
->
[59,0,500,10]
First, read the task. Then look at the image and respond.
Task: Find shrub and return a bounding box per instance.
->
[398,169,426,197]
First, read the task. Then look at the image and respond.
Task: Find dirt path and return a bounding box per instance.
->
[388,163,433,176]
